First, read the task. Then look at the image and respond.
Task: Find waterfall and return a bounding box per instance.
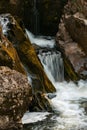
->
[26,29,55,48]
[31,0,40,35]
[38,51,64,82]
[26,30,64,82]
[26,29,64,82]
[23,30,87,130]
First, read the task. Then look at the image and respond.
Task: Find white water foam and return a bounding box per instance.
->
[26,29,55,48]
[22,80,87,129]
[51,80,87,129]
[38,52,87,129]
[22,31,87,130]
[22,112,49,124]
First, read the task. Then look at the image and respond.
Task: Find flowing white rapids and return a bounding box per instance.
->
[51,80,87,130]
[22,80,87,130]
[26,30,55,48]
[22,30,87,130]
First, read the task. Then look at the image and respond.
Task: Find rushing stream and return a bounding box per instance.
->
[22,30,87,130]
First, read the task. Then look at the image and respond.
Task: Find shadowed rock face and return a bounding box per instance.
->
[33,0,68,35]
[0,0,68,35]
[56,0,87,80]
[0,0,22,17]
[0,66,32,130]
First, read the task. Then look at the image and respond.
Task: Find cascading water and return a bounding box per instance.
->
[38,51,64,82]
[26,29,55,48]
[23,30,87,130]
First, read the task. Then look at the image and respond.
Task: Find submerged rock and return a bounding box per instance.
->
[0,66,32,130]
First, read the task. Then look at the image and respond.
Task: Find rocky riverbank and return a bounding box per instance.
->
[56,0,87,80]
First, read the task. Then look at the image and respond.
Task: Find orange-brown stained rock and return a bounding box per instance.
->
[0,14,56,93]
[0,26,26,75]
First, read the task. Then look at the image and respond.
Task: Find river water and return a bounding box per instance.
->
[22,31,87,130]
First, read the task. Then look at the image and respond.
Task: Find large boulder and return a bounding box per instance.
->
[63,0,87,55]
[0,26,26,75]
[0,66,32,130]
[65,14,87,55]
[0,0,68,35]
[56,0,87,80]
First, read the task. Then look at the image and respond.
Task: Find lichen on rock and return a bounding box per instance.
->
[0,66,32,130]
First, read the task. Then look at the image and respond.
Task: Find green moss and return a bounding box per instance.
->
[64,56,79,81]
[18,39,56,93]
[4,14,56,93]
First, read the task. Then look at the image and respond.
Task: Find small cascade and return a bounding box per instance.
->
[31,0,40,35]
[0,16,10,35]
[38,51,64,82]
[23,30,87,130]
[26,29,55,48]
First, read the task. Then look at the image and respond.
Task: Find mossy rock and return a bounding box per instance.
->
[0,13,56,94]
[0,26,26,75]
